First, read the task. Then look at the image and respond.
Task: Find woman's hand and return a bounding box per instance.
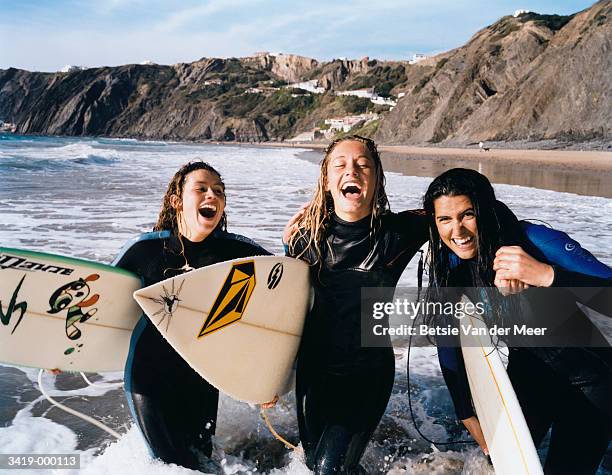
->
[493,246,554,288]
[282,203,309,244]
[462,416,489,455]
[494,278,530,296]
[260,395,279,409]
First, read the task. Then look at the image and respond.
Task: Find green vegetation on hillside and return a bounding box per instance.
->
[346,64,407,97]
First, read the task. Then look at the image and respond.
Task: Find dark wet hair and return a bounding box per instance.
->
[423,168,522,288]
[154,161,227,235]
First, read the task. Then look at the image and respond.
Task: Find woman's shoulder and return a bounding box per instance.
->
[380,209,429,244]
[112,230,171,268]
[383,208,427,227]
[213,230,271,256]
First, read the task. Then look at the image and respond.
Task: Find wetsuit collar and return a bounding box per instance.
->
[331,212,371,227]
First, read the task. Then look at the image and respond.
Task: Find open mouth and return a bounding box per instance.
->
[451,235,475,249]
[341,182,362,199]
[198,204,217,219]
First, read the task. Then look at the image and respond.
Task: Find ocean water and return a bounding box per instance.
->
[0,134,610,474]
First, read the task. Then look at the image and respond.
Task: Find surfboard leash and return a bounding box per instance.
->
[37,369,122,440]
[260,408,300,451]
[406,303,475,447]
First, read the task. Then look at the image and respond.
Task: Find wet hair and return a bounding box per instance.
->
[154,161,227,235]
[423,168,521,288]
[288,135,390,265]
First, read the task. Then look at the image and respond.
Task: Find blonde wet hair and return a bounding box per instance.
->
[288,135,389,265]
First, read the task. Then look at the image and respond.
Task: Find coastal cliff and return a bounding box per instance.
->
[375,0,611,144]
[0,1,609,145]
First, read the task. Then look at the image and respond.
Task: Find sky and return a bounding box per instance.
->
[0,0,598,72]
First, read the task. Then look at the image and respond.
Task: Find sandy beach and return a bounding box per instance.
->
[235,142,612,198]
[242,142,612,171]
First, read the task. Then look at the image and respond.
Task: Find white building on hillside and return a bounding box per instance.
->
[287,79,325,94]
[60,65,84,73]
[370,96,397,107]
[0,121,16,133]
[336,88,375,99]
[513,9,531,17]
[203,79,223,86]
[324,113,379,133]
[336,88,396,107]
[409,53,429,65]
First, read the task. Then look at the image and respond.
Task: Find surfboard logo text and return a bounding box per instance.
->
[1,274,28,335]
[47,274,100,341]
[267,263,283,290]
[0,253,74,275]
[198,261,256,337]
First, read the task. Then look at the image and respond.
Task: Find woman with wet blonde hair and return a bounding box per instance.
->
[288,135,390,264]
[284,136,428,474]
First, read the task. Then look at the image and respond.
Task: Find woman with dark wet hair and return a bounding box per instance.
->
[423,168,611,474]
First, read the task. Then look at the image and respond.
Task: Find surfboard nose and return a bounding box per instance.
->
[132,289,155,316]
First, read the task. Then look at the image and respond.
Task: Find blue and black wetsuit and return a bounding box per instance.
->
[113,229,269,470]
[288,210,429,474]
[436,223,612,475]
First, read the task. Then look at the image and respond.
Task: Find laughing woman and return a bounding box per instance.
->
[423,168,611,474]
[284,136,429,474]
[114,161,269,471]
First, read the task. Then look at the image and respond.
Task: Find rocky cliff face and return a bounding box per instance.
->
[0,52,392,141]
[375,0,611,144]
[0,61,274,141]
[0,1,609,144]
[243,54,319,83]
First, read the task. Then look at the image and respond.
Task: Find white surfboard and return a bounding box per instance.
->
[459,296,543,475]
[133,255,311,404]
[0,247,142,372]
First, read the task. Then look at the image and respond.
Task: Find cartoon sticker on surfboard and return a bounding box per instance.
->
[1,247,142,372]
[47,274,100,354]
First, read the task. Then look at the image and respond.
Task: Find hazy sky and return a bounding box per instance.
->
[0,0,597,71]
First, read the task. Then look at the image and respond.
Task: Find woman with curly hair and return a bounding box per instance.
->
[114,161,270,471]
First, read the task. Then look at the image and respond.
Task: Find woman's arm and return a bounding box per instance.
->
[493,245,612,315]
[437,346,489,454]
[520,222,612,280]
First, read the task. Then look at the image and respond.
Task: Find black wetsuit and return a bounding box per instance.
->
[113,229,269,471]
[437,244,612,474]
[288,211,428,474]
